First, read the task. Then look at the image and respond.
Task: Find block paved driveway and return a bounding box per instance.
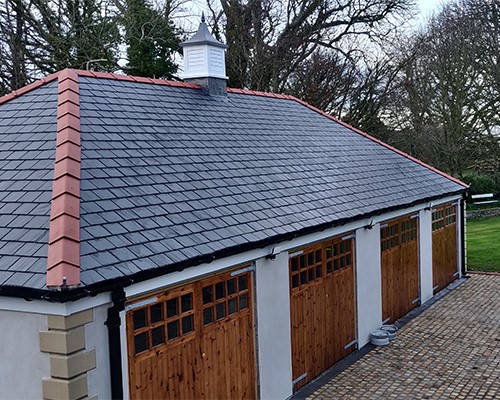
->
[306,274,500,399]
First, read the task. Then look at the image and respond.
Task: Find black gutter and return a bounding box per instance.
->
[0,189,467,303]
[105,287,126,400]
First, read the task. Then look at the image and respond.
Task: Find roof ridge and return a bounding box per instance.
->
[290,97,469,189]
[46,69,82,288]
[74,69,201,89]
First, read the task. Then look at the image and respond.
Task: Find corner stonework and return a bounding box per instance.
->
[39,309,97,400]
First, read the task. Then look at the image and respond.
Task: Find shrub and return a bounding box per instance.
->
[461,172,497,196]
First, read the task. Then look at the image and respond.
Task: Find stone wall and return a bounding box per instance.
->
[467,208,500,219]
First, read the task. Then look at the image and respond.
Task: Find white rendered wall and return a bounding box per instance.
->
[419,209,434,304]
[255,253,293,400]
[0,310,50,399]
[86,302,112,399]
[355,224,382,347]
[457,200,464,277]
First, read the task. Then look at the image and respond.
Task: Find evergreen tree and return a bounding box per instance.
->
[123,0,179,78]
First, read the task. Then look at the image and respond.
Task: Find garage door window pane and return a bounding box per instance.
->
[166,298,178,318]
[203,307,213,325]
[327,261,333,274]
[167,321,179,340]
[308,252,314,266]
[239,293,248,310]
[151,326,164,347]
[326,246,332,258]
[181,293,192,312]
[228,297,237,315]
[134,332,148,354]
[238,275,247,290]
[215,282,225,300]
[227,278,236,295]
[308,268,314,282]
[150,303,163,324]
[182,315,194,334]
[216,302,226,320]
[203,286,213,304]
[133,308,147,330]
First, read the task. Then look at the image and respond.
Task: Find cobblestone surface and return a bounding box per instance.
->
[307,274,500,399]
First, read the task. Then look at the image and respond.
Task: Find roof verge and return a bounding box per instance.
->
[46,69,81,288]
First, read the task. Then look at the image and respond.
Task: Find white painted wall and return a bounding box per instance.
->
[255,253,293,400]
[86,302,112,399]
[419,209,434,304]
[355,225,382,347]
[0,310,50,399]
[457,200,463,277]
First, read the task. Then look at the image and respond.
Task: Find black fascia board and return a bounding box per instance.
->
[0,188,467,303]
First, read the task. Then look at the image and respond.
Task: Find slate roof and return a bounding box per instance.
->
[0,70,466,293]
[0,81,57,289]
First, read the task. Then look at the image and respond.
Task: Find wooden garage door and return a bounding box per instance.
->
[432,203,458,293]
[126,268,256,399]
[290,234,356,391]
[381,215,420,324]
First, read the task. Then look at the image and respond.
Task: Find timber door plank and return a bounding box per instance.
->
[381,215,420,324]
[432,204,458,293]
[126,268,256,400]
[290,235,356,391]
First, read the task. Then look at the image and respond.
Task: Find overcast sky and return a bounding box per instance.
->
[418,0,451,16]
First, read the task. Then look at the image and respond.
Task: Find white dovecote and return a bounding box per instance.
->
[180,14,228,96]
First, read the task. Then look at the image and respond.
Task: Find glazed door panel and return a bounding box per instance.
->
[289,235,356,391]
[126,268,256,400]
[381,215,420,324]
[432,203,458,293]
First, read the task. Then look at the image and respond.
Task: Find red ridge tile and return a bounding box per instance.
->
[57,114,81,133]
[52,175,80,199]
[49,214,80,243]
[56,127,81,147]
[57,101,80,119]
[58,89,80,106]
[50,193,80,220]
[47,238,80,269]
[55,141,81,163]
[54,158,81,180]
[46,263,80,287]
[47,72,82,288]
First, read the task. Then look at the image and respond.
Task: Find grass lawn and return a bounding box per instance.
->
[467,215,500,272]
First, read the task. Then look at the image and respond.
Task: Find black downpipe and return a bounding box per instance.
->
[460,197,467,276]
[106,287,126,400]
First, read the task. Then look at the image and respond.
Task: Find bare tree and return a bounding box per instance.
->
[205,0,415,91]
[389,0,500,176]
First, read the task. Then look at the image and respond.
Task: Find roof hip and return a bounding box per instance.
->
[46,69,82,288]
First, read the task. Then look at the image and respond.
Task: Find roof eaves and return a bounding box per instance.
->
[46,69,82,288]
[0,188,465,303]
[0,72,60,105]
